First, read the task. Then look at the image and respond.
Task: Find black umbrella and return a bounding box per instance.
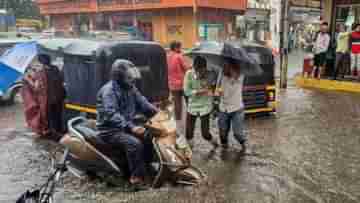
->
[185,42,263,76]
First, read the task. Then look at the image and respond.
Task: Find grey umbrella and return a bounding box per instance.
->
[185,42,263,76]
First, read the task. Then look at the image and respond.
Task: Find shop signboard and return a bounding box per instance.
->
[199,25,206,38]
[290,13,307,22]
[198,24,223,41]
[167,25,182,35]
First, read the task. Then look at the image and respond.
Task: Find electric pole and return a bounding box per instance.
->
[279,0,289,89]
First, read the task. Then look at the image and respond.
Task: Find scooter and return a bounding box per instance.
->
[17,112,205,202]
[59,111,205,188]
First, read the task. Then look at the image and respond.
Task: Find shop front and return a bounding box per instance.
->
[197,8,235,42]
[244,8,270,42]
[152,8,238,48]
[333,0,360,31]
[295,0,360,93]
[109,11,153,41]
[37,0,246,48]
[151,8,197,48]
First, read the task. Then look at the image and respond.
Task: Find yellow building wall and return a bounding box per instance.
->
[152,13,167,46]
[152,8,196,49]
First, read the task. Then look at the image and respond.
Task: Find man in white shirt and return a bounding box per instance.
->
[313,22,330,79]
[216,58,247,151]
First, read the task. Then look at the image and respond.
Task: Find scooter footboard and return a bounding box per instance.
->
[151,138,206,188]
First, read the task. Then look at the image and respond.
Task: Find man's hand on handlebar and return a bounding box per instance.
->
[132,126,146,139]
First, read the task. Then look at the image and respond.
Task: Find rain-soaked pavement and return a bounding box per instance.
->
[1,85,360,203]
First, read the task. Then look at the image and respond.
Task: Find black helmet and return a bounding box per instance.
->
[111,59,141,89]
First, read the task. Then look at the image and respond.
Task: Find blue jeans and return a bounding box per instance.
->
[218,110,246,145]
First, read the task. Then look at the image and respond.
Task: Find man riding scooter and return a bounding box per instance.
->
[96,59,158,190]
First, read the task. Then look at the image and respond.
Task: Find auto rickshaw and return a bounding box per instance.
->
[38,39,170,121]
[240,41,276,114]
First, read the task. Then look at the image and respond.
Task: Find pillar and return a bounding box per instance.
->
[322,0,333,24]
[109,15,114,31]
[89,14,96,31]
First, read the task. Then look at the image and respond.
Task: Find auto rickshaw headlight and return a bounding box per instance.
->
[268,92,275,101]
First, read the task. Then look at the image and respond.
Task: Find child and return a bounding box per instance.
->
[183,56,218,148]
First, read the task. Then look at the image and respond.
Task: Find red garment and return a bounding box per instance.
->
[351,31,360,54]
[167,51,188,91]
[21,70,49,137]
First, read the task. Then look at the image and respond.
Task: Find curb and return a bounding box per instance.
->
[295,75,360,94]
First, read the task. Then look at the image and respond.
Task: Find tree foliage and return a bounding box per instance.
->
[0,0,41,19]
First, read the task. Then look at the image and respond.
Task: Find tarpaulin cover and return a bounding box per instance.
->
[63,41,169,108]
[0,42,37,93]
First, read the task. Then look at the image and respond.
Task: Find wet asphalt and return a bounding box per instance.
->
[1,83,360,203]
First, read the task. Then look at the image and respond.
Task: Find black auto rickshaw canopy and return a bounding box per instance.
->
[235,41,275,86]
[38,38,169,117]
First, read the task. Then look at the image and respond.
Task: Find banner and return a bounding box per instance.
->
[0,42,38,93]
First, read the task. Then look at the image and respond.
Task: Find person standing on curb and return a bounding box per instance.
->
[313,22,330,79]
[334,24,350,80]
[216,58,247,152]
[350,23,360,77]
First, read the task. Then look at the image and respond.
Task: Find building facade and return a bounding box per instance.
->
[245,0,271,42]
[320,0,360,34]
[270,0,281,52]
[36,0,247,48]
[332,0,360,30]
[0,9,16,32]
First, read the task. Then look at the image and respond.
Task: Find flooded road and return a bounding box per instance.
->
[1,86,360,203]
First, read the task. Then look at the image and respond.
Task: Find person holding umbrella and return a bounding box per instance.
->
[186,42,262,151]
[216,58,247,151]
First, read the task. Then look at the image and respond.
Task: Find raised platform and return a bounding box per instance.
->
[295,75,360,93]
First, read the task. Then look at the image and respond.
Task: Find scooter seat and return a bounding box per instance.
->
[73,125,114,156]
